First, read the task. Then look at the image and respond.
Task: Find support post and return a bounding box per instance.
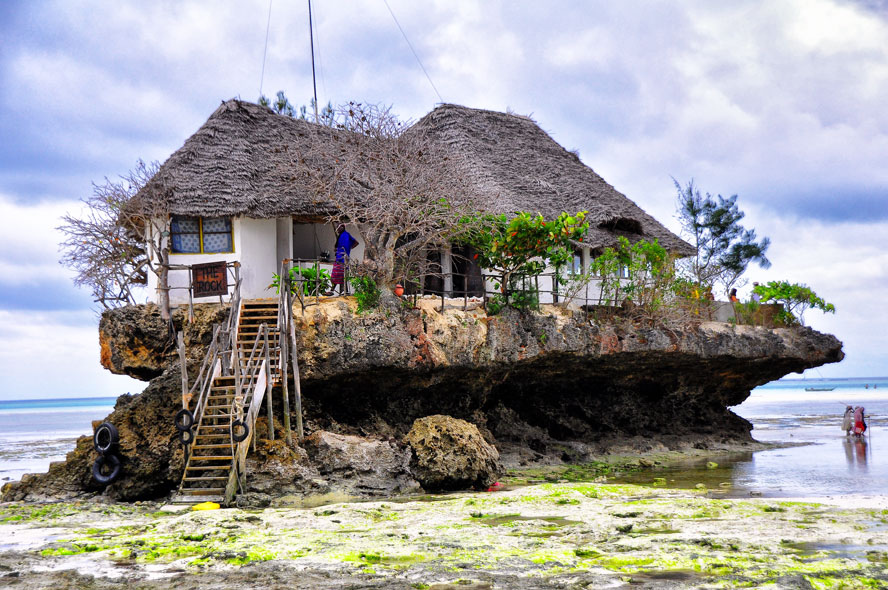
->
[265,330,274,441]
[288,297,305,440]
[280,284,293,445]
[441,247,453,297]
[178,331,188,409]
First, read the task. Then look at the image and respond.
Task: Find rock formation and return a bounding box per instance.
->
[2,297,843,503]
[405,415,501,491]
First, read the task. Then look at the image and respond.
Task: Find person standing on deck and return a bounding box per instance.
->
[332,224,359,295]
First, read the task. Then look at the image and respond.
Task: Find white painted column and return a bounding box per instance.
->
[275,217,293,270]
[441,247,453,296]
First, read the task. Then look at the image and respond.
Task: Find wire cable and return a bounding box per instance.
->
[259,0,273,97]
[310,0,329,104]
[308,0,319,121]
[381,0,444,103]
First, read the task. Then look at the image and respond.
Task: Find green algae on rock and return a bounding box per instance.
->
[2,482,886,589]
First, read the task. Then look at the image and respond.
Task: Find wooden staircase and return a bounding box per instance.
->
[173,299,283,505]
[236,300,282,384]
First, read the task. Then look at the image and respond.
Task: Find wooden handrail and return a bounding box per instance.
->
[224,323,271,505]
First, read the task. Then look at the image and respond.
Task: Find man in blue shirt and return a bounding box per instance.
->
[332,224,359,295]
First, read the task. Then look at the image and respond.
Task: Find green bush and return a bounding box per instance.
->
[350,276,381,313]
[486,294,506,316]
[590,237,678,312]
[269,265,332,296]
[752,281,835,326]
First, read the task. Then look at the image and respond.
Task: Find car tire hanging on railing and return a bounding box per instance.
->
[179,428,195,445]
[174,408,195,432]
[231,419,249,443]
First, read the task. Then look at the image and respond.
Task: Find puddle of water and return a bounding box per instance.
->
[469,514,582,527]
[632,527,680,535]
[0,526,65,551]
[783,541,888,563]
[608,453,759,497]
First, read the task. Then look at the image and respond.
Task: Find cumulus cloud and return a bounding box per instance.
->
[0,0,885,394]
[0,309,144,400]
[742,208,888,377]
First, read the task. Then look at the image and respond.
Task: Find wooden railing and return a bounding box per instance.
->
[179,273,242,418]
[223,323,271,505]
[165,261,241,323]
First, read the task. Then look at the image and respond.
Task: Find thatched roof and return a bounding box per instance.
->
[412,104,693,255]
[138,99,691,254]
[137,100,337,219]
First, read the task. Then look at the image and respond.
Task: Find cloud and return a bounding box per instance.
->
[0,0,886,392]
[0,195,105,311]
[731,207,888,378]
[0,309,144,399]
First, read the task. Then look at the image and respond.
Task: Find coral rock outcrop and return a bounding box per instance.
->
[405,415,501,491]
[2,298,843,503]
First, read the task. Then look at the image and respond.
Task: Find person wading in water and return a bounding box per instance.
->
[842,405,854,436]
[852,406,867,438]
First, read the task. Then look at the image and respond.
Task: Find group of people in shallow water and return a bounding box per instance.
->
[842,405,867,437]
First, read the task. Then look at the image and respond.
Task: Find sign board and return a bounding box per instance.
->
[191,262,228,298]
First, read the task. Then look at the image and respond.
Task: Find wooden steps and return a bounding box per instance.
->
[174,297,284,505]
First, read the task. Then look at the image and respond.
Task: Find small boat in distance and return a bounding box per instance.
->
[805,386,835,391]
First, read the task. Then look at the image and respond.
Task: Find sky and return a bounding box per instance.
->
[0,0,886,399]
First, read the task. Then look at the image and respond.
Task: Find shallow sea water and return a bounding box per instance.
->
[616,377,888,498]
[0,397,117,484]
[2,379,888,501]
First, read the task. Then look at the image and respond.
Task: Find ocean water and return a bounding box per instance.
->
[728,376,888,498]
[0,397,117,485]
[1,379,887,499]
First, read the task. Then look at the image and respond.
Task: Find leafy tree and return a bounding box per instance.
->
[674,179,770,295]
[752,281,836,326]
[461,211,588,311]
[296,102,481,288]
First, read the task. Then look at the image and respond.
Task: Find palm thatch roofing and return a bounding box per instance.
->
[137,100,336,219]
[137,99,692,254]
[412,104,692,255]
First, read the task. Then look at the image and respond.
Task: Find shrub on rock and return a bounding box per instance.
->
[404,415,501,491]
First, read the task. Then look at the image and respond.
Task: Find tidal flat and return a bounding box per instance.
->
[1,481,887,589]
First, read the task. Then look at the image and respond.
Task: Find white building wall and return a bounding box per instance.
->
[237,217,279,299]
[147,217,283,305]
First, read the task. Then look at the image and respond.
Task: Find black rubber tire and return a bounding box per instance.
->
[231,420,249,443]
[174,409,194,432]
[92,453,121,485]
[93,422,119,454]
[179,428,194,445]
